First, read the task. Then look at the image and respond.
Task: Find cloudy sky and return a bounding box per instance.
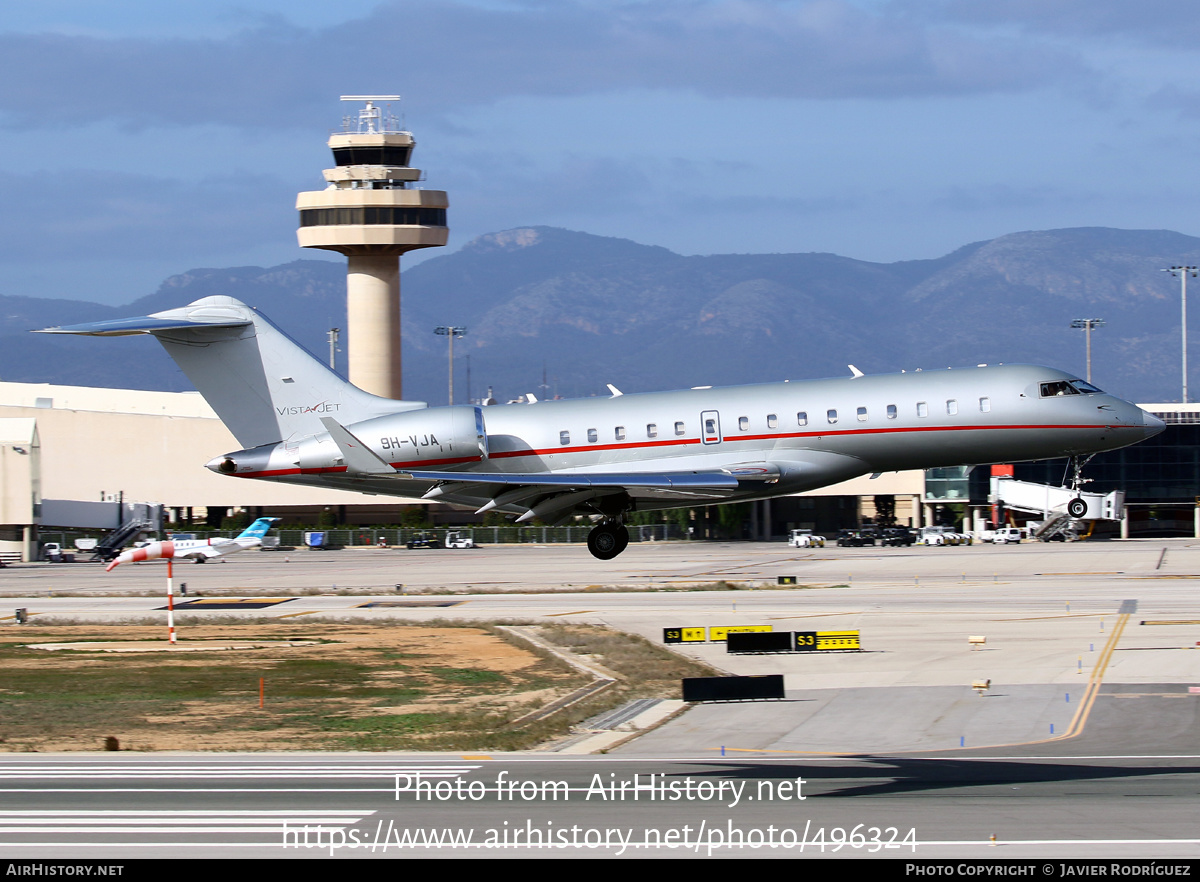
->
[5,0,1200,304]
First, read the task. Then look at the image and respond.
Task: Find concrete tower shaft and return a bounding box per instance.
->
[296,97,449,400]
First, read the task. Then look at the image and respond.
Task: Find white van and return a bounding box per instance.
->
[994,527,1023,545]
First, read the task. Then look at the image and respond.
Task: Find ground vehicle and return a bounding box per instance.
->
[837,529,876,547]
[994,527,1023,544]
[917,526,958,546]
[787,529,825,548]
[881,528,915,547]
[445,531,475,549]
[406,532,442,549]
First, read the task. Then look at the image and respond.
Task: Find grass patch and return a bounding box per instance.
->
[0,620,720,752]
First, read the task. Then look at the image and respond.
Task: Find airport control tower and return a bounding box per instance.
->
[297,96,449,399]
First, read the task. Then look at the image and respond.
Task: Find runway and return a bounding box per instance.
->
[1,538,1198,858]
[0,754,1197,859]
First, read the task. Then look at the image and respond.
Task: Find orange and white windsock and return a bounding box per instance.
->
[106,540,176,572]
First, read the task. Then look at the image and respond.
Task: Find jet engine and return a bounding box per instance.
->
[210,405,489,477]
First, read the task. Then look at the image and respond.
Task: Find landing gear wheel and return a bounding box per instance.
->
[613,524,629,556]
[1067,497,1088,518]
[587,523,627,561]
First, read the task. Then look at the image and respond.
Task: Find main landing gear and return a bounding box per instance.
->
[587,521,629,561]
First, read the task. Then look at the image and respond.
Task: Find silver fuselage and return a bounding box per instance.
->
[219,363,1162,512]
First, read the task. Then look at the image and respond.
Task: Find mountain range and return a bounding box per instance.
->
[4,225,1199,405]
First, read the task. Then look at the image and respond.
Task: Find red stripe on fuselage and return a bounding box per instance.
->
[226,422,1133,479]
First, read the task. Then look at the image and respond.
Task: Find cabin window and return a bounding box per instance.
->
[738,416,749,431]
[559,430,570,445]
[767,413,778,429]
[827,409,838,424]
[797,411,808,426]
[857,407,868,422]
[615,426,626,441]
[674,421,685,435]
[946,399,958,415]
[886,404,897,420]
[647,423,658,438]
[917,402,928,418]
[979,397,991,413]
[587,428,598,443]
[705,418,717,435]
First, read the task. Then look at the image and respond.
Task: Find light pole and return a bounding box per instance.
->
[434,326,466,405]
[327,327,340,371]
[1070,318,1104,383]
[1163,266,1198,403]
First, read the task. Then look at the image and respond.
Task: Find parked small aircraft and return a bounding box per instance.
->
[105,517,279,571]
[44,297,1163,561]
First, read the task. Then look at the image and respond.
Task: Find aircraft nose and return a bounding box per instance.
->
[1140,409,1166,439]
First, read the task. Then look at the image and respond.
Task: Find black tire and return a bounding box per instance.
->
[1068,498,1088,518]
[587,524,623,561]
[613,524,629,556]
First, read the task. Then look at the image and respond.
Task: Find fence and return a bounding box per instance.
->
[37,523,687,550]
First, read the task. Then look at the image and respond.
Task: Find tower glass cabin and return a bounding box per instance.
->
[296,96,449,399]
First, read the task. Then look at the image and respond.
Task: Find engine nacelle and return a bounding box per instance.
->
[298,405,487,472]
[210,406,488,477]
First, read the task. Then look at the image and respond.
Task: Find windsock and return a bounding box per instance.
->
[106,540,176,572]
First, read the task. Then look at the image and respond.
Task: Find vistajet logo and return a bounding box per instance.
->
[276,401,341,416]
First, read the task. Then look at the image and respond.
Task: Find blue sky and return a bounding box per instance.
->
[5,0,1200,304]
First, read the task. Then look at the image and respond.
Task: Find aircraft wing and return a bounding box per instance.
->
[404,470,744,491]
[402,465,781,524]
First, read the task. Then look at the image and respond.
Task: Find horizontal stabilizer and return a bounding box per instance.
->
[35,296,419,448]
[37,316,251,337]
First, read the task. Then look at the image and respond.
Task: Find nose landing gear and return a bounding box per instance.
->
[587,521,630,560]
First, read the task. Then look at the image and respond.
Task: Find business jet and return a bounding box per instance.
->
[105,517,279,571]
[42,297,1163,561]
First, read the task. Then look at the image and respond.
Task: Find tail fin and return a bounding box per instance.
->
[237,517,279,540]
[39,296,424,447]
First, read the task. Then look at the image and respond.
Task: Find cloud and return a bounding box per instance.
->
[902,0,1200,47]
[0,1,1089,131]
[0,169,297,261]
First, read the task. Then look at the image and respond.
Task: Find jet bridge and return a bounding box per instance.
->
[990,477,1124,540]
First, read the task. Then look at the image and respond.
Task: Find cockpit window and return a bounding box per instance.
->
[1070,379,1103,394]
[1040,381,1079,398]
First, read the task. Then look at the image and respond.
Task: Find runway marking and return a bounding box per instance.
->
[167,598,294,610]
[1063,601,1132,739]
[355,601,464,608]
[0,763,479,780]
[1032,572,1124,576]
[0,809,374,843]
[1140,619,1200,625]
[544,610,596,617]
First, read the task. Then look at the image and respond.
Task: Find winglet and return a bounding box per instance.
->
[848,365,864,378]
[607,384,623,397]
